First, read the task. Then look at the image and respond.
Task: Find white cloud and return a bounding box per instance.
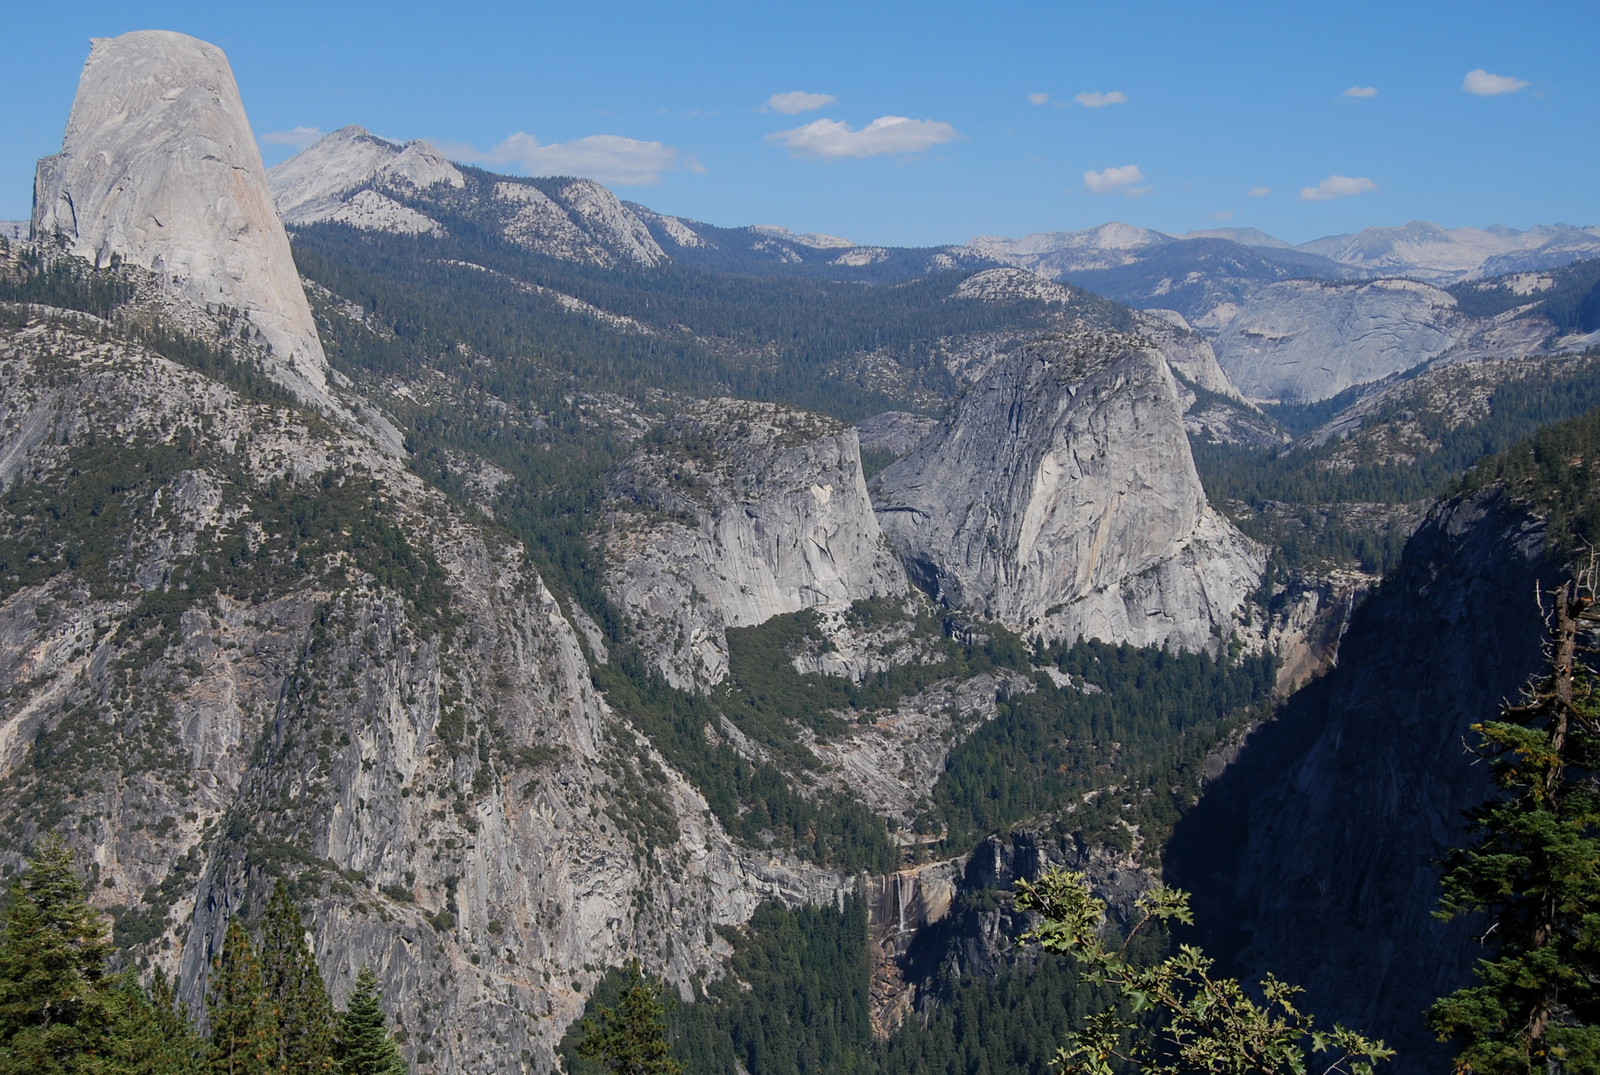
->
[1028,92,1050,105]
[1084,164,1146,195]
[1248,186,1272,197]
[767,116,961,159]
[765,91,838,115]
[260,126,324,150]
[1208,210,1234,220]
[1463,68,1529,96]
[472,132,682,185]
[1074,91,1128,108]
[1342,85,1378,98]
[1299,175,1377,201]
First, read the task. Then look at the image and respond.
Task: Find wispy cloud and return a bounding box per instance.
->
[464,132,684,185]
[1342,86,1378,98]
[1462,68,1529,96]
[260,126,324,150]
[1208,211,1234,220]
[1248,186,1272,197]
[767,116,960,159]
[1084,164,1147,196]
[1299,175,1377,201]
[764,91,838,115]
[1028,92,1050,105]
[1074,91,1128,108]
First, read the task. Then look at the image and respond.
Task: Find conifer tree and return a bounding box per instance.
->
[0,834,116,1075]
[334,965,406,1075]
[107,968,204,1075]
[1429,582,1600,1073]
[261,881,336,1075]
[574,960,682,1075]
[208,918,281,1075]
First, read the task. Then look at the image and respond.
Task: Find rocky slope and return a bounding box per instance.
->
[872,323,1263,652]
[32,31,330,406]
[0,279,868,1074]
[1211,278,1466,402]
[1169,487,1559,1072]
[268,125,465,232]
[601,399,908,688]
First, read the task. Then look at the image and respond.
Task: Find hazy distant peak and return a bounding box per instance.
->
[750,224,857,249]
[1176,227,1294,250]
[1295,219,1600,283]
[268,124,464,225]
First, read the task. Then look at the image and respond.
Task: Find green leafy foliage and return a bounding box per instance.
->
[1015,868,1393,1075]
[1428,584,1600,1073]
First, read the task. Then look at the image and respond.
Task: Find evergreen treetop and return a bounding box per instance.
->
[334,965,406,1075]
[208,918,281,1075]
[0,834,116,1075]
[261,880,337,1075]
[574,960,682,1075]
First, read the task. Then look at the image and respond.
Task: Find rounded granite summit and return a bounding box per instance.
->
[31,29,331,405]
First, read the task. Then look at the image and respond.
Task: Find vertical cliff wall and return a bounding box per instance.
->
[872,327,1261,652]
[602,399,908,689]
[1168,488,1558,1071]
[32,30,331,405]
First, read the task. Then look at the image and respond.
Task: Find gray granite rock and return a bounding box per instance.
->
[1212,278,1463,402]
[32,31,331,406]
[873,326,1262,651]
[602,399,908,688]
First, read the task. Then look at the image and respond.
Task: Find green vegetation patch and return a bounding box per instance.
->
[934,639,1277,855]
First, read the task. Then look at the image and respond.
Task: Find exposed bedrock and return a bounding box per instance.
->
[602,399,908,688]
[31,30,331,405]
[872,329,1262,652]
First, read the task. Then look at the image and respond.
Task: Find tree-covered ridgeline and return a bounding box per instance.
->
[0,841,406,1074]
[1428,583,1600,1072]
[1192,352,1600,572]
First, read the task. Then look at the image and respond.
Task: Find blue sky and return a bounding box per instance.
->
[2,0,1595,247]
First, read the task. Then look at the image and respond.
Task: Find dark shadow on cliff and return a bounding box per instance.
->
[1167,488,1559,1074]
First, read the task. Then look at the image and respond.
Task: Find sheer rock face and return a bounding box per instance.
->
[1169,489,1556,1073]
[602,400,908,689]
[873,329,1261,651]
[31,31,330,405]
[1212,278,1463,403]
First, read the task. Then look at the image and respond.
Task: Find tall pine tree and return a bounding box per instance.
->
[1430,582,1600,1072]
[208,918,281,1075]
[574,961,682,1075]
[334,965,406,1075]
[260,881,336,1075]
[0,834,116,1075]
